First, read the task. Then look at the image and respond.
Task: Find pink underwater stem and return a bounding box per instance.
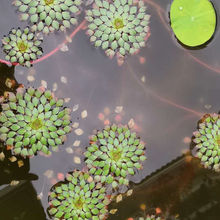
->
[127,62,204,117]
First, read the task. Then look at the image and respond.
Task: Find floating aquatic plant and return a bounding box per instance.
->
[0,86,72,157]
[13,0,83,34]
[170,0,216,47]
[192,113,220,171]
[85,124,146,188]
[2,27,42,67]
[86,0,150,60]
[48,170,110,219]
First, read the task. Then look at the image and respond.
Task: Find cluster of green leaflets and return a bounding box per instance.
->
[1,0,83,67]
[84,124,147,188]
[2,27,43,67]
[1,0,218,67]
[48,170,110,220]
[193,113,220,171]
[47,124,147,219]
[13,0,83,34]
[1,0,152,67]
[0,86,72,157]
[86,0,150,59]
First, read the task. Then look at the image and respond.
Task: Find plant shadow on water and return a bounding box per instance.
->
[0,0,220,220]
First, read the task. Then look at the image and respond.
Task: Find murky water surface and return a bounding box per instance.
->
[0,0,220,219]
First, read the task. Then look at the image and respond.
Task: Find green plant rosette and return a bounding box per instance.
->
[84,124,147,189]
[2,27,43,67]
[86,0,150,59]
[193,113,220,171]
[0,86,72,157]
[13,0,83,34]
[138,216,161,220]
[48,170,110,220]
[170,0,216,47]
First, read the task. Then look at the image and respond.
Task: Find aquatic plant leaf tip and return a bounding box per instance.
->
[48,170,109,220]
[192,113,220,171]
[170,0,216,47]
[84,124,147,189]
[13,0,83,34]
[86,0,150,59]
[0,86,72,157]
[2,27,43,67]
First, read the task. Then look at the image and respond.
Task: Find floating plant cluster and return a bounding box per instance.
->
[1,0,151,67]
[13,0,83,34]
[85,124,146,188]
[192,113,220,172]
[0,86,72,157]
[0,84,147,219]
[1,0,83,67]
[0,79,148,218]
[0,0,217,67]
[2,27,43,67]
[47,123,147,219]
[86,0,150,60]
[48,170,110,219]
[0,0,219,219]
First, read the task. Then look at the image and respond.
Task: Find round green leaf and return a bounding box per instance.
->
[170,0,216,47]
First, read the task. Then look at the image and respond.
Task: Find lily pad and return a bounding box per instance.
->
[170,0,216,47]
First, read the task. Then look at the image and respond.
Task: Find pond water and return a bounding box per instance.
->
[0,0,220,219]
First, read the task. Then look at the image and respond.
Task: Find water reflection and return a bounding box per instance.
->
[0,141,37,186]
[109,153,220,220]
[0,180,46,220]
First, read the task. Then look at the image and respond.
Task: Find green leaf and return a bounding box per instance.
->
[91,208,99,215]
[128,167,135,175]
[115,167,121,176]
[21,148,28,156]
[49,208,57,215]
[121,169,127,177]
[0,126,9,133]
[6,138,14,146]
[52,199,61,206]
[99,139,107,145]
[112,181,118,188]
[170,0,216,47]
[11,124,20,131]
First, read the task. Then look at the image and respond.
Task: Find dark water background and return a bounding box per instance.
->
[0,0,220,219]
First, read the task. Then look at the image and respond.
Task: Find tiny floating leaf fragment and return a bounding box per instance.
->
[0,152,5,161]
[109,209,118,214]
[81,110,88,119]
[74,128,83,136]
